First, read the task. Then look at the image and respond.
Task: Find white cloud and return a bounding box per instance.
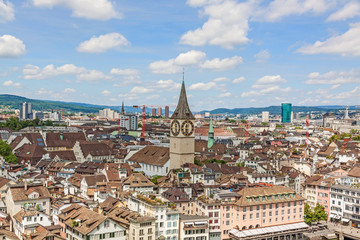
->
[101,90,111,96]
[0,0,14,22]
[77,70,111,81]
[149,50,206,74]
[77,33,129,53]
[36,88,53,95]
[110,68,141,84]
[155,80,181,91]
[181,0,254,49]
[327,1,360,21]
[64,88,76,93]
[254,49,271,62]
[0,35,26,57]
[188,81,217,91]
[32,0,119,20]
[110,68,140,76]
[327,86,360,99]
[258,0,331,22]
[305,70,360,84]
[241,86,291,97]
[232,77,245,83]
[213,77,228,82]
[200,56,242,71]
[130,86,153,94]
[219,92,231,97]
[22,63,111,82]
[297,23,360,56]
[252,75,287,89]
[23,64,84,79]
[2,80,21,88]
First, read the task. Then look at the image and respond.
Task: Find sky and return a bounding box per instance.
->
[1,0,360,112]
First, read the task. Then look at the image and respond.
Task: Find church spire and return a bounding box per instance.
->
[171,73,194,120]
[208,117,214,148]
[121,101,125,115]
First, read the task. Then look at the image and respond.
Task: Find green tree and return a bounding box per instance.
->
[329,134,340,143]
[0,140,18,164]
[340,133,352,140]
[353,135,360,141]
[304,203,327,225]
[194,159,203,166]
[241,120,247,123]
[304,203,314,225]
[313,203,327,222]
[229,119,236,123]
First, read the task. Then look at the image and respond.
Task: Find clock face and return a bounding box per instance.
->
[181,120,194,136]
[171,120,180,136]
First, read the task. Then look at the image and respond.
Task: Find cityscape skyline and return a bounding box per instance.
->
[1,0,360,111]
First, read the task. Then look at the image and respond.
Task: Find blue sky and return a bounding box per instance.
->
[1,0,360,111]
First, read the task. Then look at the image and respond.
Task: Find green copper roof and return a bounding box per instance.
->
[171,78,195,120]
[209,117,214,133]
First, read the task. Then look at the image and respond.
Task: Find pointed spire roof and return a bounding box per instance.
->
[171,75,195,120]
[121,101,125,115]
[209,117,214,133]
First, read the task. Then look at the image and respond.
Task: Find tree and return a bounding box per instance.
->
[229,119,236,123]
[313,203,327,222]
[329,134,340,143]
[353,135,360,141]
[304,203,327,225]
[0,140,18,164]
[241,120,247,123]
[304,203,313,225]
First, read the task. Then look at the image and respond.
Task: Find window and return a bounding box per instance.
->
[99,234,106,239]
[243,215,246,220]
[263,205,266,210]
[140,229,144,235]
[110,232,115,238]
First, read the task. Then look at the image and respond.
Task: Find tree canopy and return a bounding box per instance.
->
[304,203,327,225]
[0,140,17,164]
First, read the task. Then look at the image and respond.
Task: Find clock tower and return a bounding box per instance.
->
[169,78,195,169]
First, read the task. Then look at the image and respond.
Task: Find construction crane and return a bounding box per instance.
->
[306,114,309,145]
[133,105,146,142]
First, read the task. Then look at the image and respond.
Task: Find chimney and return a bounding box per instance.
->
[24,181,28,191]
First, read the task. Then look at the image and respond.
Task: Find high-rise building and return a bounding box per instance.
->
[281,103,292,123]
[169,79,195,169]
[19,102,32,120]
[262,111,269,122]
[120,114,138,130]
[165,106,169,118]
[157,107,162,116]
[152,108,157,117]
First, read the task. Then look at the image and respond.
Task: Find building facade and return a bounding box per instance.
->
[281,103,292,123]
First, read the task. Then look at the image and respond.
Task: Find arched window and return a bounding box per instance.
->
[249,225,254,229]
[255,224,260,228]
[242,226,247,230]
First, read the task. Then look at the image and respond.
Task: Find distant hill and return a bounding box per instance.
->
[0,94,355,115]
[0,94,163,114]
[202,105,355,115]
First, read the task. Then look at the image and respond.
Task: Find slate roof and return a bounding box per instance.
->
[235,186,305,207]
[49,151,77,161]
[122,173,155,188]
[128,146,169,167]
[348,167,360,178]
[58,204,108,235]
[170,80,194,120]
[44,132,82,148]
[9,184,51,202]
[79,141,114,157]
[162,187,190,203]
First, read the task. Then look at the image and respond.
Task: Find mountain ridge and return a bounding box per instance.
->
[0,94,355,114]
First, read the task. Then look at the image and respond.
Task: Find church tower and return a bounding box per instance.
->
[207,117,214,149]
[169,77,195,169]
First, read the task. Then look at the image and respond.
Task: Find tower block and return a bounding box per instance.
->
[169,79,195,169]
